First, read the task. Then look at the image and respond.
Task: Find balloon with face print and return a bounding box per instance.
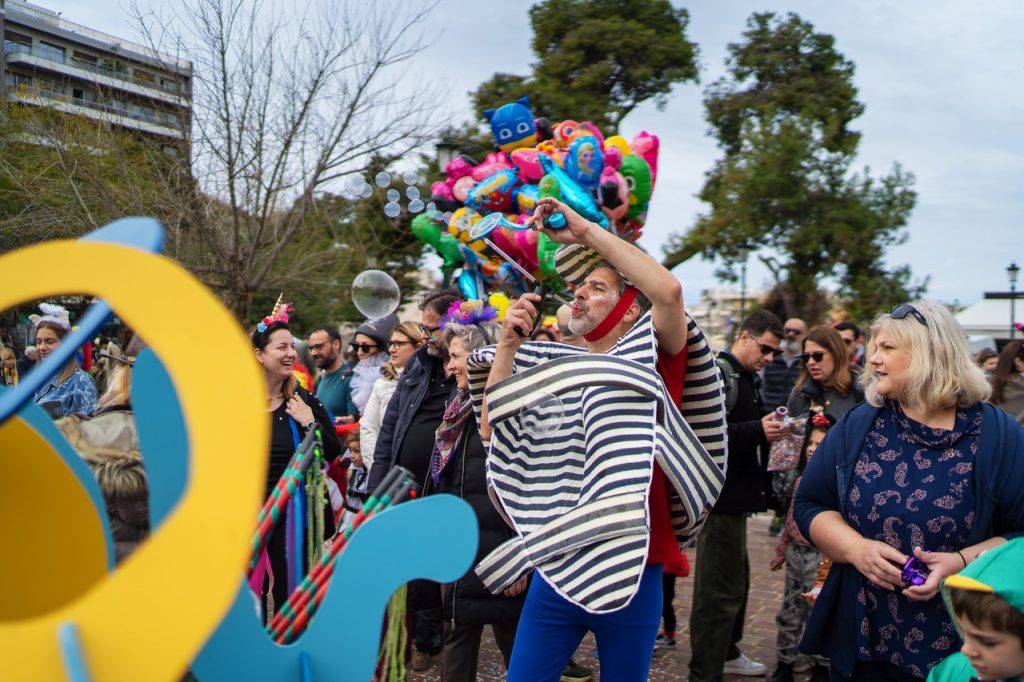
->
[483,97,538,154]
[564,135,604,190]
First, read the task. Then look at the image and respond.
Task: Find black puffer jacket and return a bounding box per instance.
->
[761,354,802,411]
[433,416,524,626]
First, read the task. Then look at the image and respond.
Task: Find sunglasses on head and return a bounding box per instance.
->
[349,342,378,353]
[801,351,827,364]
[890,304,927,327]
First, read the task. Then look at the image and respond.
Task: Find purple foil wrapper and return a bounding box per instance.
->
[901,556,929,587]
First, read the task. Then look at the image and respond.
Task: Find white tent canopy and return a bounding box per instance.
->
[955,295,1023,340]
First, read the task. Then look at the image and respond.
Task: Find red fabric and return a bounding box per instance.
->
[647,342,689,566]
[584,286,639,342]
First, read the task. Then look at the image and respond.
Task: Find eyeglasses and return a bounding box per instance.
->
[388,339,413,348]
[890,304,927,327]
[307,341,331,352]
[418,323,440,337]
[349,342,378,353]
[801,351,827,364]
[783,327,804,337]
[750,334,784,358]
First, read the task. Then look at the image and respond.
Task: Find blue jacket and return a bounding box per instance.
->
[367,345,445,490]
[794,401,1024,679]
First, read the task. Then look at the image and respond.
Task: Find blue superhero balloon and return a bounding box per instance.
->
[564,135,604,189]
[537,153,608,228]
[483,96,538,154]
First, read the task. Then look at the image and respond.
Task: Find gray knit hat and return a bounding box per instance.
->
[353,312,399,349]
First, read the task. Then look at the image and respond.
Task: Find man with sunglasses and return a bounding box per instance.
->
[833,321,865,368]
[689,310,788,681]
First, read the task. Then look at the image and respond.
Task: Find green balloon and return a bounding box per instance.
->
[411,213,463,268]
[620,155,652,220]
[537,231,561,281]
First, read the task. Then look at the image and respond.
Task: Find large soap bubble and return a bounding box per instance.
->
[519,392,565,436]
[351,270,401,320]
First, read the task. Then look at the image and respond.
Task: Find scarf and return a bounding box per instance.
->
[430,388,473,485]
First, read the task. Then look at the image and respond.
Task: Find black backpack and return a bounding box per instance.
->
[716,356,740,415]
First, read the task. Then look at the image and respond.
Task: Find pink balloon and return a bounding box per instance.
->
[431,180,453,200]
[446,156,475,180]
[510,148,544,182]
[452,175,476,203]
[603,146,623,171]
[471,152,513,181]
[630,131,660,186]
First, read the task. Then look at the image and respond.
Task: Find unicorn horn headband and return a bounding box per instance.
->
[257,293,293,333]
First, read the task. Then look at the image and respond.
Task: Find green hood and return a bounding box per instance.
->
[942,538,1024,619]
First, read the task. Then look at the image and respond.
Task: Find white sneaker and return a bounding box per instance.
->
[723,652,768,676]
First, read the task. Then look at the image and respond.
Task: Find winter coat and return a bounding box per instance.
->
[434,418,524,626]
[368,346,445,490]
[761,354,802,411]
[359,369,402,471]
[993,373,1024,428]
[716,350,770,514]
[785,373,864,420]
[350,352,389,415]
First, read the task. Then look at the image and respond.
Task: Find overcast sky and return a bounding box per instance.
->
[38,0,1024,308]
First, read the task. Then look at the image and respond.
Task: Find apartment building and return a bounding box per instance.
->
[1,0,191,140]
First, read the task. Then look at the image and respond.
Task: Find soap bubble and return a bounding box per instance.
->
[406,186,420,200]
[358,183,373,199]
[403,171,420,185]
[408,199,424,213]
[386,188,401,202]
[374,171,392,188]
[351,270,400,320]
[383,202,401,218]
[519,392,564,436]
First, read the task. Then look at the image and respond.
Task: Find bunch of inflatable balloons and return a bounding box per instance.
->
[411,96,659,299]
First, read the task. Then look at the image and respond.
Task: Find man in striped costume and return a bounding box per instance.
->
[469,196,728,682]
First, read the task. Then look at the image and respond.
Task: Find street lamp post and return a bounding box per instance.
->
[435,137,460,170]
[1009,261,1020,340]
[738,247,750,322]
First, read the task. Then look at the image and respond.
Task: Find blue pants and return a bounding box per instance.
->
[507,564,663,682]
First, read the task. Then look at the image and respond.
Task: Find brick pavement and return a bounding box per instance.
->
[408,512,821,681]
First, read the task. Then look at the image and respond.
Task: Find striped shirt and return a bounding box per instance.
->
[468,311,727,613]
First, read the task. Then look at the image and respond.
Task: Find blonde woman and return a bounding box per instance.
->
[1,347,17,387]
[359,321,423,470]
[794,302,1024,681]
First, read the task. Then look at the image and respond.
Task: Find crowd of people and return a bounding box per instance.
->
[6,195,1024,682]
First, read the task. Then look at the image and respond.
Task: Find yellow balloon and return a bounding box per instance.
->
[0,240,267,681]
[605,135,632,156]
[488,292,511,321]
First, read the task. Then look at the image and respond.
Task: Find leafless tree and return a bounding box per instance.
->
[131,0,445,320]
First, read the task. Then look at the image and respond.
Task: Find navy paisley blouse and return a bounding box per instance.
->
[846,401,983,678]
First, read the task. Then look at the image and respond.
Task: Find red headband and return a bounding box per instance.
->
[583,286,640,343]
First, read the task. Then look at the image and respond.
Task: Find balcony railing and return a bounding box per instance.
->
[4,42,190,97]
[6,84,184,133]
[4,1,191,70]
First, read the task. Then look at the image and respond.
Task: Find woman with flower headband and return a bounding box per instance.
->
[431,301,525,682]
[251,297,341,615]
[30,302,98,417]
[794,302,1024,681]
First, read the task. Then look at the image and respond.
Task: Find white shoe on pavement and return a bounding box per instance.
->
[723,652,768,676]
